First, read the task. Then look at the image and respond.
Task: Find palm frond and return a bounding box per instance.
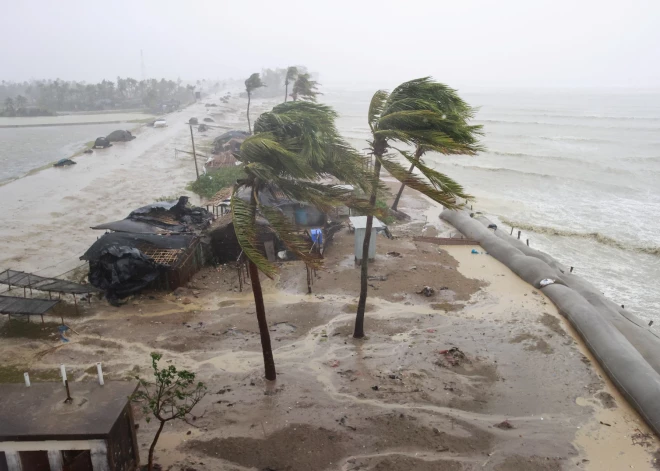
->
[230,191,277,278]
[245,73,265,93]
[395,150,473,199]
[377,110,449,131]
[378,154,464,210]
[253,101,371,189]
[368,90,389,132]
[374,129,482,155]
[239,134,316,179]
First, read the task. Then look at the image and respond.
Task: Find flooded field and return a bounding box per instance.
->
[0,112,154,183]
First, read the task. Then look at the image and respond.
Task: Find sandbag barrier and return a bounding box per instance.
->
[440,209,660,436]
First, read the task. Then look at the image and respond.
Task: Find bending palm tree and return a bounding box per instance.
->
[255,101,372,191]
[284,66,298,103]
[390,83,481,211]
[233,102,371,380]
[245,73,265,134]
[354,78,484,338]
[290,73,320,102]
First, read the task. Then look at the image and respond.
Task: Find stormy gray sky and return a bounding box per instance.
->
[3,0,659,88]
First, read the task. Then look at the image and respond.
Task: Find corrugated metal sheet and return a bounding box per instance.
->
[0,270,101,294]
[0,295,59,315]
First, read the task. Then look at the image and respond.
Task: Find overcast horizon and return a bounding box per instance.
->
[3,0,659,90]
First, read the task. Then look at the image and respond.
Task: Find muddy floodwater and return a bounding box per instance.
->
[0,112,153,183]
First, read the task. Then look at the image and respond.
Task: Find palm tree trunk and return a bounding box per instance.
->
[391,147,423,212]
[354,157,382,338]
[247,91,252,134]
[284,82,288,103]
[249,260,277,380]
[148,420,165,471]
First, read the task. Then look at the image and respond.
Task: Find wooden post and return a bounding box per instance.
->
[48,291,52,299]
[27,273,32,296]
[510,227,514,235]
[6,271,11,290]
[526,239,529,246]
[517,231,521,240]
[570,266,574,273]
[41,315,44,325]
[306,266,312,294]
[64,379,73,403]
[189,124,200,180]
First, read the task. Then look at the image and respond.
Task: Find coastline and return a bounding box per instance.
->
[0,95,658,469]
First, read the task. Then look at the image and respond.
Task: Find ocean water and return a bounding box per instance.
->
[323,88,660,324]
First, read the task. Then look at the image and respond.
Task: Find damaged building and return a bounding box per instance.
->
[80,197,212,304]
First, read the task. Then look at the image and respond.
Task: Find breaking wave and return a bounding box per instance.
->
[499,218,660,257]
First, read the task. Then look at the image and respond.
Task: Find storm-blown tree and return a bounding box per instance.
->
[284,66,298,102]
[132,353,206,471]
[290,73,320,102]
[245,73,265,134]
[390,84,481,211]
[232,102,371,380]
[354,78,484,338]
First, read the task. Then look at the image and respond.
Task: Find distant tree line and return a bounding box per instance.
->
[0,77,212,115]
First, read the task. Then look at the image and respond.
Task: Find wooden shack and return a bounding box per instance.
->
[0,382,139,471]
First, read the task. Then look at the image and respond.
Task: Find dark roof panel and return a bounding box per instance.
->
[0,382,137,441]
[0,295,59,316]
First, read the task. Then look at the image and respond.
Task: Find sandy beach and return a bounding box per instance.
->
[0,97,659,470]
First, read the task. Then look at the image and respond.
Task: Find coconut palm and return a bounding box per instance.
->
[254,101,372,191]
[390,84,481,211]
[232,102,371,380]
[354,78,484,338]
[245,73,265,134]
[284,66,298,103]
[290,73,320,102]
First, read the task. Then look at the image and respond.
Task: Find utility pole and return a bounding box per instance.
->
[189,124,200,179]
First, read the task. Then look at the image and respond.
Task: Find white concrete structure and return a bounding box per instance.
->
[349,216,385,262]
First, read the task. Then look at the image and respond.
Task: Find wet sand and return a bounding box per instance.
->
[0,99,658,469]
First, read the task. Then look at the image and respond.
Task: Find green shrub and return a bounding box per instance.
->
[186,166,245,199]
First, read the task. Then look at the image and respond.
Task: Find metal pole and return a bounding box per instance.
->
[190,124,200,180]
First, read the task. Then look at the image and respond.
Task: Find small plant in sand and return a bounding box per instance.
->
[132,353,206,471]
[244,72,266,134]
[354,78,483,338]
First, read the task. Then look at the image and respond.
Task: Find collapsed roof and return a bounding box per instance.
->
[91,196,213,234]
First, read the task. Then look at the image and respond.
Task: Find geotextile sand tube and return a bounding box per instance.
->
[441,209,660,436]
